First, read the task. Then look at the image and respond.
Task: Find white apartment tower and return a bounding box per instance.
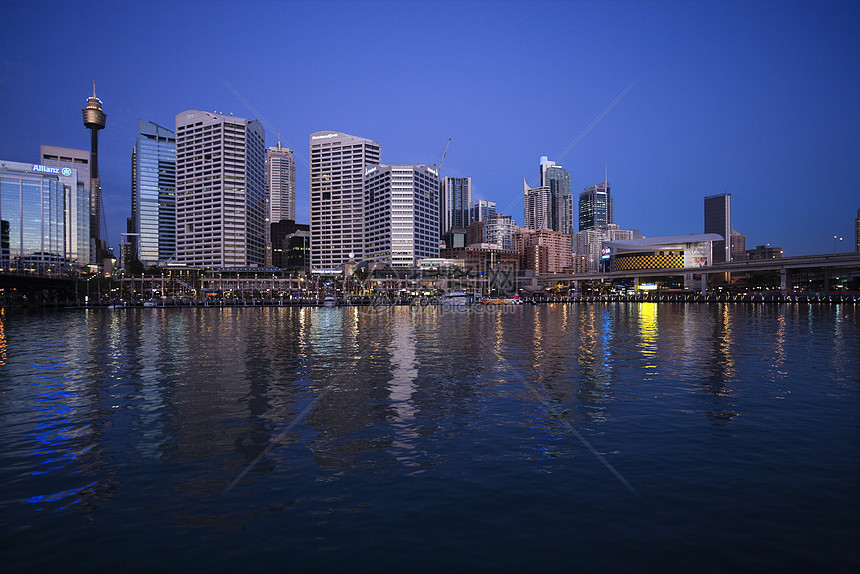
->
[175,110,266,267]
[365,164,440,267]
[523,179,552,230]
[310,131,381,270]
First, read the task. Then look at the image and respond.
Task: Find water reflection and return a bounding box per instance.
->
[387,315,420,465]
[1,303,857,549]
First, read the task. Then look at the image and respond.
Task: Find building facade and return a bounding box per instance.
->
[514,228,572,274]
[523,180,552,230]
[469,199,496,223]
[40,146,91,265]
[855,209,859,253]
[309,131,381,270]
[0,160,83,272]
[175,110,266,267]
[484,213,518,251]
[540,156,573,235]
[579,181,612,231]
[364,164,440,267]
[266,143,296,225]
[572,224,635,272]
[440,176,471,236]
[704,193,731,263]
[132,119,176,266]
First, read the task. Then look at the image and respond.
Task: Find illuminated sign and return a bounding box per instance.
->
[311,133,339,140]
[61,167,72,176]
[32,164,60,174]
[365,166,377,176]
[426,167,439,177]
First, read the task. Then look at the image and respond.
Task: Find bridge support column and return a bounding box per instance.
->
[701,272,707,296]
[780,268,787,295]
[634,276,639,291]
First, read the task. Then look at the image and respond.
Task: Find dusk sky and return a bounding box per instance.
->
[1,0,858,257]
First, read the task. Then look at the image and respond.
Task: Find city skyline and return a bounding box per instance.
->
[1,0,858,259]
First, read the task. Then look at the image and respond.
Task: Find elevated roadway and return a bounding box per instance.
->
[538,252,860,293]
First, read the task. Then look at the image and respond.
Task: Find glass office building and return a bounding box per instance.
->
[0,160,83,272]
[133,119,176,265]
[579,181,612,231]
[540,157,573,235]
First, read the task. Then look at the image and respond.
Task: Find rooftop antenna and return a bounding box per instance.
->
[277,121,282,149]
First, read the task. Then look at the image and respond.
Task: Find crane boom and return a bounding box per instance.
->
[439,137,451,171]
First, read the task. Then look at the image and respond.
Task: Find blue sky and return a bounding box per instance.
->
[1,0,858,256]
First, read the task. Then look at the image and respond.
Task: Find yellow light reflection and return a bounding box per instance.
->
[637,302,658,377]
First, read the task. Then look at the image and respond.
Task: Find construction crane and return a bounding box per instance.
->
[439,137,451,172]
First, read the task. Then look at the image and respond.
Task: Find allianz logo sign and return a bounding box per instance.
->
[31,165,72,176]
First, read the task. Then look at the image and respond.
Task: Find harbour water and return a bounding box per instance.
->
[1,303,858,572]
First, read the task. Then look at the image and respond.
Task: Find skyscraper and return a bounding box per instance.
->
[309,131,380,270]
[704,193,731,263]
[0,159,83,271]
[484,214,518,251]
[175,110,266,267]
[579,181,612,231]
[470,199,496,223]
[524,179,552,230]
[265,142,296,265]
[82,83,106,263]
[40,146,91,265]
[132,119,176,266]
[266,142,296,225]
[440,176,471,235]
[364,164,440,267]
[540,156,573,235]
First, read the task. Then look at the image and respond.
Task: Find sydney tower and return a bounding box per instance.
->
[82,82,106,263]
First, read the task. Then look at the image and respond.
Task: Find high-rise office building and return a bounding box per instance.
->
[440,176,471,235]
[470,199,496,224]
[540,156,573,235]
[364,164,440,267]
[82,84,106,263]
[265,143,296,265]
[266,142,296,225]
[175,110,266,267]
[131,119,176,266]
[309,131,380,270]
[579,181,612,231]
[0,159,81,271]
[704,193,731,263]
[40,146,91,265]
[524,179,552,230]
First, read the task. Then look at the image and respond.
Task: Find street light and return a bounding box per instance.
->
[833,235,843,253]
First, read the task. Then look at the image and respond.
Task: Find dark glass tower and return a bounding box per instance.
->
[82,82,106,263]
[579,181,612,231]
[704,193,731,263]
